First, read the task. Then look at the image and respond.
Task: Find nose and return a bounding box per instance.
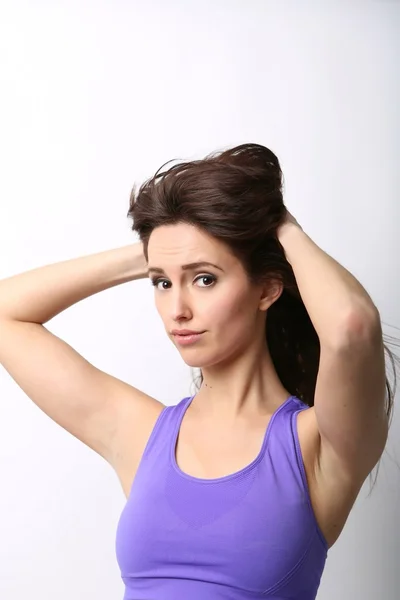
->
[170,289,193,322]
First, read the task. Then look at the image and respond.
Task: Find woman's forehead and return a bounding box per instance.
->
[148,224,232,267]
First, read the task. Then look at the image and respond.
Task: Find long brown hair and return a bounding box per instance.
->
[127,142,399,488]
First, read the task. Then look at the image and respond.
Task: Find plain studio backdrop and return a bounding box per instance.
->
[0,1,399,598]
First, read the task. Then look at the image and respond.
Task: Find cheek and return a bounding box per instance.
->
[207,293,251,331]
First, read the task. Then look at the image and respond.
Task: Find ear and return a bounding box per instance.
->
[258,279,284,312]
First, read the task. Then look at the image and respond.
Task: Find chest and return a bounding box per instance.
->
[174,417,270,480]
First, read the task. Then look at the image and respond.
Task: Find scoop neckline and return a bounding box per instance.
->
[170,393,297,484]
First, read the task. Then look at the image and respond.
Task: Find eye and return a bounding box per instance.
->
[150,274,217,291]
[151,278,169,291]
[195,274,216,288]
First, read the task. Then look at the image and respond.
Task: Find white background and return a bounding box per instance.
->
[0,1,399,598]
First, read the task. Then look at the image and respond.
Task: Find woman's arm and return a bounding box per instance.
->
[0,243,163,468]
[277,218,387,482]
[0,243,148,324]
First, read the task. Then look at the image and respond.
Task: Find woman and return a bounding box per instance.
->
[0,143,397,599]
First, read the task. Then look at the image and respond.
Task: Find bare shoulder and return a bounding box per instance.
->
[107,381,166,496]
[296,407,365,548]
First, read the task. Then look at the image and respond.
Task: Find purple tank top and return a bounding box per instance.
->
[115,394,328,599]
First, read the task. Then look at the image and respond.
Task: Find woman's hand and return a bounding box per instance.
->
[283,208,302,230]
[276,208,303,244]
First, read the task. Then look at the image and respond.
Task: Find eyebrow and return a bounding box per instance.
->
[147,261,224,275]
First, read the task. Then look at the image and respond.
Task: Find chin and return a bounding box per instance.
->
[179,350,220,370]
[180,355,204,368]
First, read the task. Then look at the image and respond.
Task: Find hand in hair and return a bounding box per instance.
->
[284,208,302,230]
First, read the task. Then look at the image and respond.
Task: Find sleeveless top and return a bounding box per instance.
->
[115,394,328,599]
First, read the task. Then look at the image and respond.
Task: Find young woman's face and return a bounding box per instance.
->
[147,223,279,368]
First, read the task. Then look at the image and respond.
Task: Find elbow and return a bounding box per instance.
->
[333,305,382,347]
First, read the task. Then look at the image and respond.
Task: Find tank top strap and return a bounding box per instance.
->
[140,396,193,463]
[263,394,308,456]
[273,394,308,425]
[261,394,317,514]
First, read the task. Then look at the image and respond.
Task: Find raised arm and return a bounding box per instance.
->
[277,218,387,483]
[0,243,164,478]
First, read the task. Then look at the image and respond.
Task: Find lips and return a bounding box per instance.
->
[171,330,204,336]
[173,331,204,346]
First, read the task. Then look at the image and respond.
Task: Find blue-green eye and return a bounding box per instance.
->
[150,274,217,291]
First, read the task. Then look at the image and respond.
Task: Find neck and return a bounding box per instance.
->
[192,344,290,422]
